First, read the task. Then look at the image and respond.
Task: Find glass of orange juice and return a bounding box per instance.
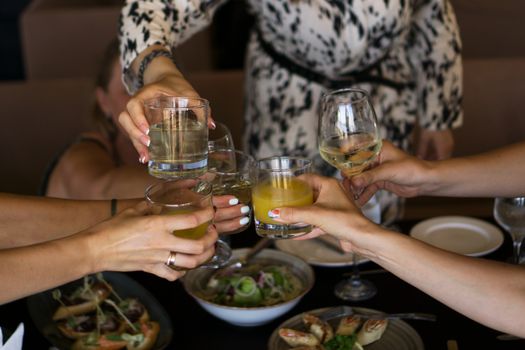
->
[145,179,231,268]
[252,157,313,239]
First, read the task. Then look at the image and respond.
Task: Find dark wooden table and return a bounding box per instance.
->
[1,219,524,349]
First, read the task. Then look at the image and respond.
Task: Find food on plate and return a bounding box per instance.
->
[356,319,388,346]
[279,328,320,347]
[53,280,112,320]
[336,315,362,336]
[303,314,334,343]
[202,263,303,307]
[279,312,387,349]
[51,274,160,350]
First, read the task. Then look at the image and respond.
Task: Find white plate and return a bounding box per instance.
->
[268,306,424,350]
[410,216,504,257]
[274,238,369,267]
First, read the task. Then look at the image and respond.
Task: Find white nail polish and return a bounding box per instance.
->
[228,198,239,206]
[240,205,250,214]
[145,128,150,136]
[146,139,151,147]
[139,156,146,164]
[239,217,250,226]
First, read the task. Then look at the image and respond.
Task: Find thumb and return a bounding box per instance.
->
[270,206,315,226]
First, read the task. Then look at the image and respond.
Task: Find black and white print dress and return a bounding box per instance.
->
[120,0,463,174]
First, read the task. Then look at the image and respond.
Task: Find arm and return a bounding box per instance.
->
[0,193,138,249]
[46,140,160,199]
[407,0,463,159]
[273,174,525,337]
[350,141,525,204]
[118,0,225,161]
[0,202,217,304]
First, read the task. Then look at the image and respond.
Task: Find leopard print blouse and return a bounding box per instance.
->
[119,0,463,174]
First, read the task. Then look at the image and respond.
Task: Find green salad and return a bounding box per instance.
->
[203,263,303,307]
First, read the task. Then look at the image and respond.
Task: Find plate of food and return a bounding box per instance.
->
[26,272,173,350]
[275,236,370,267]
[268,306,424,350]
[410,216,504,257]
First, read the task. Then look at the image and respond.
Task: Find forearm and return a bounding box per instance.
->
[426,142,525,197]
[0,233,94,304]
[360,229,525,336]
[0,194,139,248]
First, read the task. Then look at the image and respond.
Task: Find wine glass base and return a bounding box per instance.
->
[199,239,232,269]
[334,277,377,301]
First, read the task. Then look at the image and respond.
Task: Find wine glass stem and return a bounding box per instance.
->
[351,253,360,281]
[511,233,524,264]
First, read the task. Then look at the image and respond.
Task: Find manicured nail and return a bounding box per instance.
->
[141,124,150,135]
[139,155,146,164]
[239,217,250,226]
[210,121,217,129]
[240,206,250,214]
[268,209,280,219]
[140,135,150,147]
[228,198,239,206]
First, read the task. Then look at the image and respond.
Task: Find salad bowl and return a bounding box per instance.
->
[182,248,314,326]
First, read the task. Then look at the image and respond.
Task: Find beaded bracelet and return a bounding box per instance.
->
[137,49,173,88]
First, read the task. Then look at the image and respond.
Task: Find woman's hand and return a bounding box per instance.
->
[118,73,200,163]
[212,195,251,234]
[85,201,217,281]
[270,174,374,253]
[348,141,437,206]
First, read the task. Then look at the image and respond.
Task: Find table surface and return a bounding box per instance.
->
[1,219,524,350]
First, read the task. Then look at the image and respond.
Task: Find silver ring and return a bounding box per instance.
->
[166,251,177,267]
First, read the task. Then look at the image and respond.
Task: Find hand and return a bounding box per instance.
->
[118,73,201,163]
[348,141,435,206]
[270,174,372,253]
[212,195,251,234]
[86,201,217,281]
[416,129,454,160]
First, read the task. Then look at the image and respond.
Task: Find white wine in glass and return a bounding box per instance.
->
[318,88,382,301]
[493,197,525,264]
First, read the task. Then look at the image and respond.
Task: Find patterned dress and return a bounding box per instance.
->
[120,0,463,174]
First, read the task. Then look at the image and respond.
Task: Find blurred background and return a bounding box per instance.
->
[1,0,524,218]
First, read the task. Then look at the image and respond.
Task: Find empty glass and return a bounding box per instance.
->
[208,121,235,151]
[493,197,525,264]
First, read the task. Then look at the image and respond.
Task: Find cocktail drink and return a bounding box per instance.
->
[252,157,313,239]
[208,149,256,234]
[144,96,209,179]
[145,179,228,269]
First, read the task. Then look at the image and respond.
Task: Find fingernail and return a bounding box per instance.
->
[210,121,217,129]
[268,209,280,219]
[141,124,150,135]
[139,155,146,164]
[240,205,250,214]
[239,217,250,226]
[140,135,150,147]
[228,198,239,206]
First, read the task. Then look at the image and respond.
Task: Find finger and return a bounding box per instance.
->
[159,206,214,232]
[215,216,250,234]
[292,228,325,240]
[270,206,316,226]
[212,195,240,207]
[144,264,185,281]
[118,110,150,161]
[126,97,151,135]
[214,204,249,221]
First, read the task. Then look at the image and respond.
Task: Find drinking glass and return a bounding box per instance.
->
[208,149,256,234]
[493,197,525,264]
[145,179,231,269]
[144,96,209,179]
[252,157,313,239]
[318,88,382,301]
[208,122,235,151]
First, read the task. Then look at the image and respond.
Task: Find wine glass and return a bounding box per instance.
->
[318,88,382,301]
[493,197,525,264]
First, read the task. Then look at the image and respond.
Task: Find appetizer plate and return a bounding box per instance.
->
[275,237,370,267]
[268,307,424,350]
[26,272,173,350]
[410,216,504,257]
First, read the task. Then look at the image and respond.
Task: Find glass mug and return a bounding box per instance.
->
[207,149,256,234]
[252,157,313,239]
[144,96,209,179]
[145,179,230,269]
